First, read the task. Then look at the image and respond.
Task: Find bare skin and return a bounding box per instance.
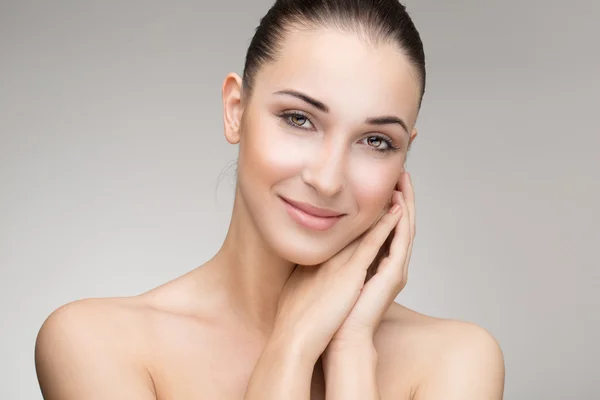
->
[35,26,505,399]
[35,278,502,399]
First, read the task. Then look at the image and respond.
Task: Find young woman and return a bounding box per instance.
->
[35,1,505,398]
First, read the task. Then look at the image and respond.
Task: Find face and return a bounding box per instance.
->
[223,26,420,266]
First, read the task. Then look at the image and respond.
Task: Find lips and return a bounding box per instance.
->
[279,196,345,231]
[279,196,344,218]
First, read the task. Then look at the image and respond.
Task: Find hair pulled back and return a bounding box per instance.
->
[242,0,426,109]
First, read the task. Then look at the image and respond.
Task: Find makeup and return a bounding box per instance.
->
[279,196,344,231]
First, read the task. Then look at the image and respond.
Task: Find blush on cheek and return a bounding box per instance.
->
[352,163,396,193]
[349,162,396,212]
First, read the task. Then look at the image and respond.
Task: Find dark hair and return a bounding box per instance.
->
[242,0,426,110]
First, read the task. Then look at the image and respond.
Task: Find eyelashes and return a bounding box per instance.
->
[279,110,315,130]
[276,110,401,154]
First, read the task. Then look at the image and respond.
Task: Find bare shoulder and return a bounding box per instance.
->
[34,271,225,399]
[35,297,158,399]
[376,303,505,400]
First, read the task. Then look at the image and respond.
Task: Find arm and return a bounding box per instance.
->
[35,301,156,400]
[244,332,317,400]
[321,173,415,400]
[322,340,380,400]
[413,324,505,400]
[243,191,404,399]
[242,175,408,399]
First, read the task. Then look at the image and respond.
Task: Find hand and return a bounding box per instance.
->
[270,184,407,364]
[326,171,416,350]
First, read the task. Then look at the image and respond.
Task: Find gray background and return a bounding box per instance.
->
[1,0,598,398]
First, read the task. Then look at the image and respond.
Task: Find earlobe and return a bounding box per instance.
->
[222,73,244,145]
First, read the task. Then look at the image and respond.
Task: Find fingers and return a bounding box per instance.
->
[377,191,411,289]
[399,172,416,238]
[378,172,416,288]
[348,203,402,271]
[347,190,411,328]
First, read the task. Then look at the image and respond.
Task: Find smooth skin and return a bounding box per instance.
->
[35,27,505,399]
[245,177,411,399]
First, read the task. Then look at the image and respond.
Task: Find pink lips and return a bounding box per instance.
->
[279,196,345,231]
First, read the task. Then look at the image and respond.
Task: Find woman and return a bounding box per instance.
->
[35,0,505,398]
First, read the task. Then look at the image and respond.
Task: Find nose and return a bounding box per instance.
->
[301,141,346,198]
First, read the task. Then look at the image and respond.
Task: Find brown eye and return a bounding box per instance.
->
[362,135,397,154]
[278,111,314,130]
[290,114,308,127]
[367,136,383,148]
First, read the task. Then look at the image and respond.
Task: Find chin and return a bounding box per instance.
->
[278,247,335,267]
[288,250,331,267]
[267,230,347,266]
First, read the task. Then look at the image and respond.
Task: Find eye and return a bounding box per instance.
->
[362,134,399,154]
[366,136,387,149]
[278,111,315,130]
[290,114,308,127]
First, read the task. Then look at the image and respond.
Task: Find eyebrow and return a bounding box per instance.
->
[273,89,409,134]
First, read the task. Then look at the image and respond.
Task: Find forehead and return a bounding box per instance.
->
[253,26,421,128]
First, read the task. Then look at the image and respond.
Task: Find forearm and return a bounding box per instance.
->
[244,334,317,400]
[323,342,380,400]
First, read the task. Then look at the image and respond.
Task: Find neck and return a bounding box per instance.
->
[204,188,296,336]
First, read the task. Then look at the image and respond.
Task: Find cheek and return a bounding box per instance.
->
[349,161,398,212]
[240,115,307,184]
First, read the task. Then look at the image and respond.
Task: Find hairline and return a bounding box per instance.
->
[242,21,423,107]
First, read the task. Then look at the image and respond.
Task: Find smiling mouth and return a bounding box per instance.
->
[279,196,345,231]
[279,196,344,217]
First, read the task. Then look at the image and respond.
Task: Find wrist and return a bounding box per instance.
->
[322,341,379,399]
[326,331,376,355]
[267,326,321,367]
[323,338,377,371]
[245,331,316,400]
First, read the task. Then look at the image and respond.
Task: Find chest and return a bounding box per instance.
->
[150,349,415,400]
[146,320,417,400]
[151,346,327,400]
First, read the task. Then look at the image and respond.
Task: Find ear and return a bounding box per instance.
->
[408,127,418,148]
[404,126,418,169]
[222,73,244,144]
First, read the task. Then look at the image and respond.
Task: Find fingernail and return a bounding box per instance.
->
[389,204,401,214]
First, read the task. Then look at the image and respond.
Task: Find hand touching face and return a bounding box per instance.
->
[223,27,419,265]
